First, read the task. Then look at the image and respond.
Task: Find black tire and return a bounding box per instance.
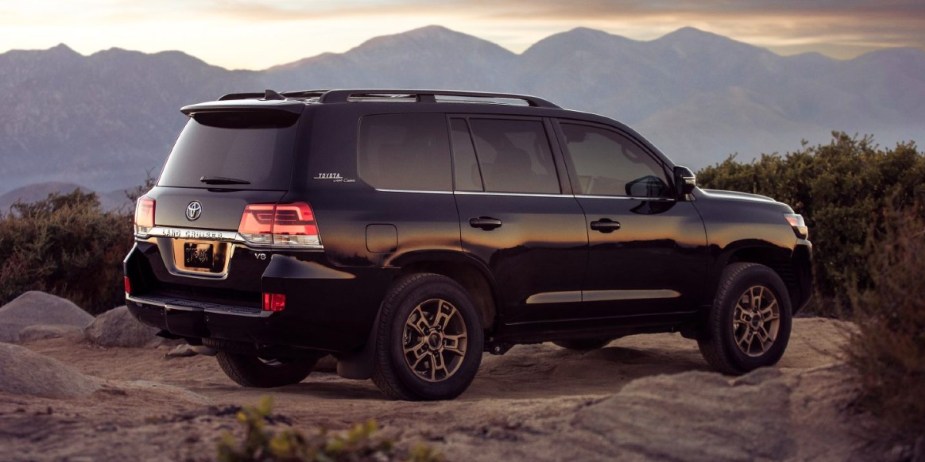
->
[697,262,793,375]
[215,351,317,388]
[554,338,612,351]
[372,273,484,401]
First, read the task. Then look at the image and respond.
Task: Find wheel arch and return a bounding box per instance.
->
[393,253,499,332]
[714,241,809,313]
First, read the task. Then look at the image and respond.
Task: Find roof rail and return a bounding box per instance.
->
[317,89,560,108]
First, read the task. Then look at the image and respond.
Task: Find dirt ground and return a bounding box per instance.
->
[0,317,904,461]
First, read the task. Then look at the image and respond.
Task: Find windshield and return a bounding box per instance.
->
[158,110,300,190]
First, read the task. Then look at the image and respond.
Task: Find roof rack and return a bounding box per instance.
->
[217,89,561,108]
[318,89,560,108]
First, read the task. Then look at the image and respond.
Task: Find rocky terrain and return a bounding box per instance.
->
[0,292,914,461]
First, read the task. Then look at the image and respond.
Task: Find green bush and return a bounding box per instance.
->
[0,190,133,314]
[697,132,925,314]
[217,397,442,462]
[845,204,925,437]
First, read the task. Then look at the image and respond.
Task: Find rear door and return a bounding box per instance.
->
[144,109,301,288]
[449,116,588,325]
[554,120,709,318]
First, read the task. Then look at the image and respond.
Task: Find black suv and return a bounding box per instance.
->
[125,89,812,400]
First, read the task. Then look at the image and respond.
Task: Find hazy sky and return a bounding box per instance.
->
[2,0,923,70]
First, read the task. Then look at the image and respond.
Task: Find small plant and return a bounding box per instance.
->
[845,204,925,438]
[216,397,442,462]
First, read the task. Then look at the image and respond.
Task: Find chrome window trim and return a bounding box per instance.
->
[454,190,572,199]
[373,188,454,195]
[575,194,677,202]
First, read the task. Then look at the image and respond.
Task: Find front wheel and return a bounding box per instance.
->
[698,262,793,375]
[215,351,317,388]
[372,273,484,401]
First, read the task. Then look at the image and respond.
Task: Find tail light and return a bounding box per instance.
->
[785,213,809,239]
[238,202,321,248]
[263,293,286,312]
[134,196,155,235]
[124,276,132,295]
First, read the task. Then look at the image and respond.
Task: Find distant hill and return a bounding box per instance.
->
[1,25,923,195]
[0,182,133,214]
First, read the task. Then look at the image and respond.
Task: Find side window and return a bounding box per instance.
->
[467,118,560,194]
[560,123,670,198]
[357,113,452,191]
[449,118,483,191]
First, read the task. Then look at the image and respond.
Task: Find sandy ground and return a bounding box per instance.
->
[0,318,902,462]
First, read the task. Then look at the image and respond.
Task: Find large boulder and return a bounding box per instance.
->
[18,324,86,343]
[0,343,100,398]
[84,305,160,347]
[0,291,94,343]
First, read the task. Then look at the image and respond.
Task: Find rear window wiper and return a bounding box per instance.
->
[199,176,251,185]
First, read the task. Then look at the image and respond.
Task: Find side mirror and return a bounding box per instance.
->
[673,166,697,197]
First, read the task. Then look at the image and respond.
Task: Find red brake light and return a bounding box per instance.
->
[124,276,132,295]
[238,202,321,248]
[134,196,155,234]
[263,293,286,312]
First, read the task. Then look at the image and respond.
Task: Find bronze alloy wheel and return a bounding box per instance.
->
[402,298,468,382]
[732,285,781,357]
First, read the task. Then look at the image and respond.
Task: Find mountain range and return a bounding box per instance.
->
[1,25,923,198]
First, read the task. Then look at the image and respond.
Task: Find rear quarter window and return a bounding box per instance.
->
[158,111,299,190]
[357,113,452,191]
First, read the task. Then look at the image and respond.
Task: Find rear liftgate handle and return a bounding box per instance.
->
[590,218,621,233]
[469,217,503,231]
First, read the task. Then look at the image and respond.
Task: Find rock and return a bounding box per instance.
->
[85,306,159,348]
[0,291,94,342]
[0,343,99,398]
[17,324,85,343]
[165,344,198,358]
[572,369,796,461]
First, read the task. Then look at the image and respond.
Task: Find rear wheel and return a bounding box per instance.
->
[215,351,317,388]
[698,263,792,375]
[372,273,484,401]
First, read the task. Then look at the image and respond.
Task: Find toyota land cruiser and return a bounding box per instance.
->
[124,89,812,400]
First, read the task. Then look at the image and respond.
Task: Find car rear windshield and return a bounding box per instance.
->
[158,110,300,190]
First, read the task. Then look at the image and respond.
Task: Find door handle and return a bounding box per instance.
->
[590,218,621,233]
[469,217,503,230]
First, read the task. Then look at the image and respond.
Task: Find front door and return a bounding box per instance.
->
[555,121,709,319]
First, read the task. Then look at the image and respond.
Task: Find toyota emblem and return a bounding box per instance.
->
[186,201,202,221]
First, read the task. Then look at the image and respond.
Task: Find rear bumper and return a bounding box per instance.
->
[124,244,394,352]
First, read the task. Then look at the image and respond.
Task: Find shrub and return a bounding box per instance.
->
[0,190,133,314]
[697,132,925,314]
[845,204,925,437]
[217,397,442,462]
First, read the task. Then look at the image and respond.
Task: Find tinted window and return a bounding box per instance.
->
[358,113,452,191]
[159,111,299,190]
[449,118,483,191]
[561,123,670,197]
[468,119,560,194]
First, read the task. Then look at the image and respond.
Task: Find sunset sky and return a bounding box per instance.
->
[2,0,923,70]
